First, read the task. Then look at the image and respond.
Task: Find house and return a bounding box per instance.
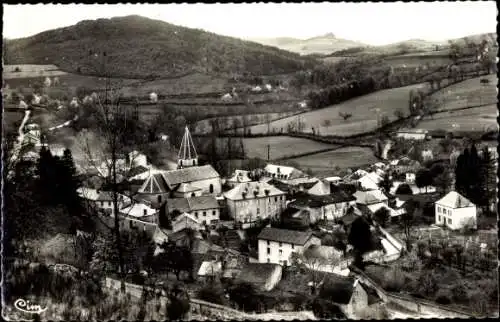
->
[353,190,389,214]
[135,172,170,207]
[395,128,429,140]
[166,195,221,226]
[356,172,383,191]
[221,93,232,102]
[324,176,342,185]
[118,202,159,235]
[288,190,357,223]
[263,163,311,184]
[162,165,222,196]
[435,191,477,230]
[391,157,421,175]
[226,169,253,187]
[321,276,369,319]
[307,180,333,196]
[281,207,312,228]
[251,86,262,93]
[257,227,321,266]
[223,181,287,226]
[405,172,416,184]
[264,84,273,91]
[149,92,158,103]
[197,260,222,282]
[390,181,437,195]
[236,262,282,291]
[171,212,201,233]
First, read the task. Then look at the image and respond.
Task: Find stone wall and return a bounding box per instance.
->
[350,267,478,318]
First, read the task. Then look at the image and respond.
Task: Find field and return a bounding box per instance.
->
[3,64,68,79]
[415,74,498,134]
[242,136,336,160]
[247,82,428,136]
[286,146,378,175]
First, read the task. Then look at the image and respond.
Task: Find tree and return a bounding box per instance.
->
[400,199,418,251]
[479,146,496,213]
[433,168,452,196]
[415,168,432,193]
[197,282,226,305]
[373,207,391,228]
[228,282,260,312]
[339,112,352,121]
[448,40,462,65]
[395,183,413,195]
[167,283,190,320]
[378,172,393,193]
[348,217,375,268]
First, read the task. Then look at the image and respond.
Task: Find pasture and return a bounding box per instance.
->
[3,64,68,79]
[417,104,497,134]
[286,146,378,175]
[212,136,336,160]
[247,82,428,136]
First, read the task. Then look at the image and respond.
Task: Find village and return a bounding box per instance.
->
[3,3,498,321]
[8,112,496,319]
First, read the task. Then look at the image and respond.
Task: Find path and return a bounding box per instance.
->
[7,109,32,178]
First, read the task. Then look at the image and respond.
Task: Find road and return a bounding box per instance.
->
[8,110,32,178]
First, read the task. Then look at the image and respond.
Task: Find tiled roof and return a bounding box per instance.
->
[258,227,313,245]
[167,195,220,213]
[198,261,222,276]
[290,191,356,208]
[162,165,220,187]
[138,172,169,194]
[237,262,282,287]
[224,181,285,200]
[308,180,331,196]
[354,190,388,205]
[77,187,99,201]
[120,202,157,218]
[436,191,474,208]
[96,191,113,201]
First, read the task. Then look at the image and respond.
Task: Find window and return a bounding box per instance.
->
[277,167,281,173]
[203,211,206,216]
[203,220,206,225]
[448,218,452,225]
[279,242,282,247]
[129,221,133,229]
[267,258,270,263]
[275,197,277,202]
[108,201,111,207]
[438,215,441,222]
[191,192,196,197]
[291,244,295,249]
[157,195,162,203]
[279,250,283,256]
[194,212,198,218]
[267,241,270,245]
[267,247,270,254]
[257,208,260,215]
[143,209,147,216]
[437,207,440,213]
[213,210,216,216]
[209,184,214,193]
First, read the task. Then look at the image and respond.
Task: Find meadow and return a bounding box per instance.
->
[3,64,68,79]
[247,82,428,136]
[286,146,378,175]
[415,74,498,134]
[241,136,336,160]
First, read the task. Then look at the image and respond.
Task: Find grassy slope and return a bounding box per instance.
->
[4,15,317,79]
[416,74,498,133]
[247,82,428,136]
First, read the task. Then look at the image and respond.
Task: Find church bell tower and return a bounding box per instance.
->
[177,126,198,169]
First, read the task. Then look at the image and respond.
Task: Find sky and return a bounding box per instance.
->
[3,2,497,45]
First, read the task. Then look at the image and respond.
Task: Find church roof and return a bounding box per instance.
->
[138,172,169,194]
[162,165,220,186]
[176,182,202,193]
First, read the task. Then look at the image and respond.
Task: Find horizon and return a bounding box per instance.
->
[3,3,496,46]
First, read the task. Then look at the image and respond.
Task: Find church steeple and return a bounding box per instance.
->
[178,126,198,169]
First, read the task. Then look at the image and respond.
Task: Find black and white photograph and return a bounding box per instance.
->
[1,2,498,320]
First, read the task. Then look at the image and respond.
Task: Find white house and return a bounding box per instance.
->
[264,84,272,91]
[263,163,310,183]
[251,86,262,93]
[354,190,389,214]
[167,195,221,226]
[118,202,159,235]
[257,227,321,266]
[288,191,357,223]
[149,92,158,103]
[405,172,416,184]
[395,128,429,140]
[435,191,477,230]
[223,181,287,225]
[357,172,383,191]
[226,169,253,187]
[172,212,202,233]
[221,93,232,102]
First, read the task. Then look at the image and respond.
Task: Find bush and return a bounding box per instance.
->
[197,283,226,305]
[382,268,406,292]
[435,288,453,304]
[451,282,468,303]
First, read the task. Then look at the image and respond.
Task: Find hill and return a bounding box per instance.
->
[3,15,317,79]
[251,33,366,55]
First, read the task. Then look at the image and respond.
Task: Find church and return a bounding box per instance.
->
[135,126,222,208]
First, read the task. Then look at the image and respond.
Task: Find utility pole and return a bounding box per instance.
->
[267,144,270,161]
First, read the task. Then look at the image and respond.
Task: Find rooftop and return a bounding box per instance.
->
[224,181,285,200]
[258,227,313,245]
[436,191,475,208]
[167,195,220,213]
[162,164,220,187]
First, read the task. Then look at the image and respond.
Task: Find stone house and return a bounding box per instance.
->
[435,191,477,230]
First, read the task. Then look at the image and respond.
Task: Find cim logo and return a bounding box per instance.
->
[14,299,47,314]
